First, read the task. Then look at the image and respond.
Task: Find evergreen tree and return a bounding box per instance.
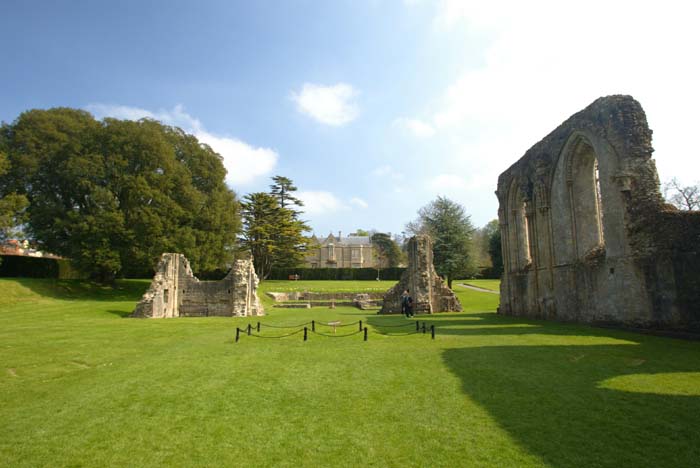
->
[406,196,476,288]
[241,176,312,278]
[270,175,303,211]
[488,228,503,278]
[268,176,312,269]
[240,192,280,280]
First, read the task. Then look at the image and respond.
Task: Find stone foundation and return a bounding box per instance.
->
[131,253,263,318]
[379,235,462,314]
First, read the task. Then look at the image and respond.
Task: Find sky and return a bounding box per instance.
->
[2,0,699,237]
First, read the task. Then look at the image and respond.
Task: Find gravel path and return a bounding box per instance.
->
[458,283,500,294]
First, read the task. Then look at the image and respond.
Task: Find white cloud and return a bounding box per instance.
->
[290,83,360,126]
[371,164,404,180]
[297,191,347,215]
[85,104,277,187]
[350,197,369,209]
[393,117,436,138]
[427,174,465,191]
[408,0,700,191]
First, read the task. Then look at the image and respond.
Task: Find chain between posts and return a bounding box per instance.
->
[236,321,437,342]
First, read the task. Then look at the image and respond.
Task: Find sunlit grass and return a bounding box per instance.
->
[1,277,699,467]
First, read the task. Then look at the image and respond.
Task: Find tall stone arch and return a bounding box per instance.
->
[496,95,700,330]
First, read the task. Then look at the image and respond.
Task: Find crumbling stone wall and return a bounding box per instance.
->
[131,253,263,318]
[380,235,462,314]
[496,95,700,330]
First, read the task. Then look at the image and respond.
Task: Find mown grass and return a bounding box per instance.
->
[1,278,699,467]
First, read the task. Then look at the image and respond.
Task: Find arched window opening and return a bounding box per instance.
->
[523,202,533,264]
[509,195,531,270]
[570,139,605,257]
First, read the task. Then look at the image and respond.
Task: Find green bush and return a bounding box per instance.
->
[268,267,405,281]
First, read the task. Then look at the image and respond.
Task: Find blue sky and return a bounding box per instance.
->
[2,0,698,237]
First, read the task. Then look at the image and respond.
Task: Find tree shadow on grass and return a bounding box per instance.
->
[442,343,700,468]
[8,278,149,302]
[367,312,558,337]
[105,309,133,318]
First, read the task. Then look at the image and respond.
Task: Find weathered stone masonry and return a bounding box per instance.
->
[132,253,263,318]
[380,235,462,314]
[497,95,700,330]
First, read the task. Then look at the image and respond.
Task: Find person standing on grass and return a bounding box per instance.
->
[401,289,409,317]
[405,290,414,318]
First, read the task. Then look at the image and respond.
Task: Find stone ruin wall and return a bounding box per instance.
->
[496,95,700,331]
[131,253,264,318]
[380,235,462,314]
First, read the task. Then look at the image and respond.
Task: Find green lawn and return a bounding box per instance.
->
[1,278,699,467]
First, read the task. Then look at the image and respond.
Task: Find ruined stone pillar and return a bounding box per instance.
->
[379,235,462,314]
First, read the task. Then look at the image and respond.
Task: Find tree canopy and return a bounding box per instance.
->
[406,196,476,288]
[240,176,312,279]
[0,143,28,242]
[370,232,403,269]
[0,108,240,282]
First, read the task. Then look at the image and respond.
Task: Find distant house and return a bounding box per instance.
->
[305,232,376,268]
[0,239,57,258]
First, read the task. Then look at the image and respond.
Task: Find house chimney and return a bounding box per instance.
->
[338,230,342,241]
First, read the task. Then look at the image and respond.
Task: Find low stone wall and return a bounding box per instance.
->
[266,291,384,302]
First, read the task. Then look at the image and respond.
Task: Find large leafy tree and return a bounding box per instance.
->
[371,232,403,268]
[473,219,499,270]
[0,152,27,241]
[406,196,476,288]
[0,108,240,282]
[0,130,29,242]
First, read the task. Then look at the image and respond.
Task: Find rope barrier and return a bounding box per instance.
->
[371,322,416,328]
[242,328,306,339]
[372,330,422,336]
[314,320,361,327]
[309,329,365,338]
[235,322,435,342]
[259,321,312,329]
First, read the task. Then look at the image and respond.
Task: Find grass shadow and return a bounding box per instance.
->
[442,342,700,467]
[5,277,149,302]
[105,309,133,318]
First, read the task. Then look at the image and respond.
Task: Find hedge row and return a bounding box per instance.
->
[0,255,88,279]
[0,255,59,278]
[267,267,406,281]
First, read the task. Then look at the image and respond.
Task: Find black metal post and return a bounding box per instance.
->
[312,320,315,331]
[416,321,420,331]
[359,320,363,331]
[304,327,308,341]
[235,327,240,343]
[247,324,252,335]
[363,327,368,341]
[431,324,435,340]
[256,322,260,332]
[422,322,426,334]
